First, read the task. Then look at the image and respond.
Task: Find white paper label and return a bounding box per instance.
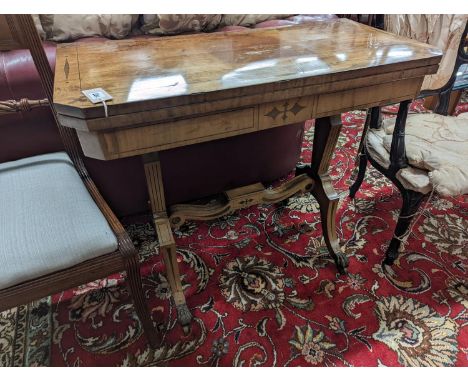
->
[82,88,113,104]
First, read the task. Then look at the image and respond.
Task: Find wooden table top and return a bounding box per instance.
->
[54,19,442,120]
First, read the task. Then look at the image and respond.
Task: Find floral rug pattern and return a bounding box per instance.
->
[1,100,467,366]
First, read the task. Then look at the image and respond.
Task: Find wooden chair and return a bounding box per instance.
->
[349,18,468,265]
[0,15,158,347]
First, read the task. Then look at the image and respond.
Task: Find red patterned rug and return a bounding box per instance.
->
[1,100,467,367]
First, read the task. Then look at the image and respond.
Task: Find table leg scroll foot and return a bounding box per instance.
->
[312,180,349,275]
[317,196,349,274]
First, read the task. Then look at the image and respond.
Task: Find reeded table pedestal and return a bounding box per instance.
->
[53,19,442,333]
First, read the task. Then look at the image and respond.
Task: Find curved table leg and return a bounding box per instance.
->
[297,115,348,274]
[311,176,348,274]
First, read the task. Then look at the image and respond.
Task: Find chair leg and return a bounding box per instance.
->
[124,252,159,348]
[349,151,368,199]
[384,189,425,265]
[349,107,378,199]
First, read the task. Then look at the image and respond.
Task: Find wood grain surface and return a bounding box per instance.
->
[54,19,442,120]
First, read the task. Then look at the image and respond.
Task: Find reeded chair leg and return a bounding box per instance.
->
[349,151,368,198]
[125,252,159,348]
[384,189,425,265]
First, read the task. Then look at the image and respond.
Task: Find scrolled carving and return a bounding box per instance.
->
[169,174,314,229]
[0,98,49,114]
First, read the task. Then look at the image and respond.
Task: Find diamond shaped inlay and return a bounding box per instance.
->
[290,102,305,116]
[264,101,306,122]
[64,57,70,80]
[265,106,282,120]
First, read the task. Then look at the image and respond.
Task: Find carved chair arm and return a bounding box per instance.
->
[0,98,49,114]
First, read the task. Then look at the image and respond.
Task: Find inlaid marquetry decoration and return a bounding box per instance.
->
[259,96,314,129]
[265,100,306,121]
[64,57,70,80]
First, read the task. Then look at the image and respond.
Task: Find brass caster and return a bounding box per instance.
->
[176,303,193,334]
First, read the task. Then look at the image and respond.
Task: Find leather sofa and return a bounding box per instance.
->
[0,14,337,217]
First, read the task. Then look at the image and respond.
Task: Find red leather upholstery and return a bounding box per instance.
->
[0,15,336,217]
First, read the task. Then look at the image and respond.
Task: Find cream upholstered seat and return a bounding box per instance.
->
[0,151,118,289]
[366,128,432,195]
[366,113,468,196]
[349,16,468,266]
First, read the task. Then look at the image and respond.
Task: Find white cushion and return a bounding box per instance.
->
[380,113,468,196]
[219,14,293,27]
[366,128,433,194]
[39,15,139,41]
[0,152,118,289]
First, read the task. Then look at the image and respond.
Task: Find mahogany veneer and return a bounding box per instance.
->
[54,20,441,160]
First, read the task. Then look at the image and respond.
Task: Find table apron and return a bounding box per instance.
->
[66,76,424,160]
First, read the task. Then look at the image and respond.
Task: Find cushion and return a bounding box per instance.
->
[140,14,294,35]
[219,14,293,28]
[367,113,468,196]
[32,15,45,40]
[141,14,222,35]
[366,128,433,194]
[0,152,118,289]
[158,14,222,34]
[39,15,138,41]
[140,15,160,35]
